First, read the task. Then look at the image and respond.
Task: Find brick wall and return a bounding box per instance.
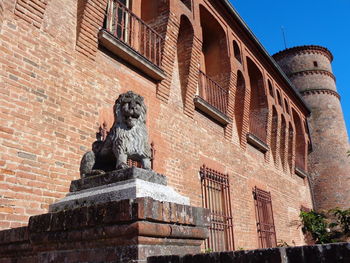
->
[274,46,350,211]
[0,0,313,249]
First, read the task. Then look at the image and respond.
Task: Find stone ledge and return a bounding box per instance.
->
[194,96,231,126]
[295,167,308,179]
[246,133,269,153]
[70,167,167,192]
[33,198,210,233]
[98,29,166,81]
[148,242,350,263]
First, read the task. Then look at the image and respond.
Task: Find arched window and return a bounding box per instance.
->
[270,107,278,164]
[284,99,290,114]
[233,40,242,63]
[235,71,246,142]
[276,90,282,106]
[280,116,287,169]
[177,16,194,106]
[247,58,268,142]
[268,80,274,97]
[198,5,230,113]
[292,109,307,171]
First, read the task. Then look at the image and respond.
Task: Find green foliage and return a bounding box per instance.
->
[330,208,350,234]
[299,210,332,244]
[204,248,213,253]
[300,208,350,244]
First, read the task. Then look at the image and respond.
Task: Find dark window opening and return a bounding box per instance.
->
[313,61,318,67]
[284,99,290,114]
[276,90,282,106]
[253,187,277,248]
[233,40,242,63]
[200,165,234,252]
[268,80,274,97]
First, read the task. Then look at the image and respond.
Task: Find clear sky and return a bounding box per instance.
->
[230,0,350,137]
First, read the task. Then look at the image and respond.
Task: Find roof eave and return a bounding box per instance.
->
[220,0,311,115]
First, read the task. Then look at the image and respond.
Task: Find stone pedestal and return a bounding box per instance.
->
[0,168,209,263]
[50,167,189,212]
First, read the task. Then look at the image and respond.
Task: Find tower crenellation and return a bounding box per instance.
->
[273,45,350,211]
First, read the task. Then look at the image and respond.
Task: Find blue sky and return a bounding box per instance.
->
[230,0,350,137]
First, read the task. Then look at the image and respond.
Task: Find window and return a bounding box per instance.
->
[197,6,230,116]
[313,61,318,67]
[268,80,274,97]
[200,165,234,252]
[276,90,282,106]
[101,0,165,80]
[247,58,268,143]
[284,99,290,114]
[253,187,277,248]
[233,40,242,63]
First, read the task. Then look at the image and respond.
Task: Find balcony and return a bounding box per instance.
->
[98,0,166,81]
[247,116,269,152]
[295,154,307,178]
[194,70,231,125]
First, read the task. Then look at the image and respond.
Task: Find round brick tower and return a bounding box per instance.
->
[273,45,350,211]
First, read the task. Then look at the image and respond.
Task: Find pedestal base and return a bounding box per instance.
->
[50,167,190,212]
[0,198,209,263]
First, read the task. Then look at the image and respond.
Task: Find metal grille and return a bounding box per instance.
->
[105,0,164,67]
[200,165,234,252]
[127,142,156,169]
[253,187,277,248]
[198,70,229,114]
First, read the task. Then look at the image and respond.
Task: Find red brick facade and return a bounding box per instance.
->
[0,0,328,250]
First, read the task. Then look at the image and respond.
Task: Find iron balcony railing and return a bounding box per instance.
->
[198,70,229,114]
[249,114,268,143]
[105,0,164,67]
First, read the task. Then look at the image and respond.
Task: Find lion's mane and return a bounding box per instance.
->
[110,91,151,159]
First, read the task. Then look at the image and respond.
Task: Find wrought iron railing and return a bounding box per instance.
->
[200,165,234,252]
[105,0,164,67]
[249,110,267,143]
[198,70,229,114]
[253,187,277,248]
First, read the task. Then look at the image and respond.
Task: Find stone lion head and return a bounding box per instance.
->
[115,91,147,129]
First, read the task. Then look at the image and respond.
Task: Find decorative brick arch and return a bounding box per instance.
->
[247,57,268,143]
[292,108,307,171]
[234,70,246,144]
[177,15,194,112]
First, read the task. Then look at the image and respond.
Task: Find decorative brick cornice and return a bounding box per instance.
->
[288,69,336,82]
[273,45,333,62]
[301,88,340,100]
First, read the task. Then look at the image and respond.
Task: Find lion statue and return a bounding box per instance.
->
[79,91,152,178]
